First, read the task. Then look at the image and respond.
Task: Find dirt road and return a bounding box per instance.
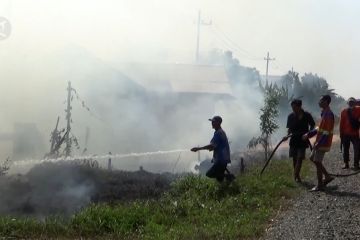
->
[264,144,360,240]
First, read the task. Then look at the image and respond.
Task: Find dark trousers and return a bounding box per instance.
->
[289,147,306,179]
[206,162,227,182]
[342,135,360,167]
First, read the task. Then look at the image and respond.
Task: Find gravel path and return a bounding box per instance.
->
[264,143,360,240]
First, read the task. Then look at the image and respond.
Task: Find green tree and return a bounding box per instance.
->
[276,71,345,115]
[248,86,280,161]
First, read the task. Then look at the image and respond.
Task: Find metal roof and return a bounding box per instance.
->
[119,63,234,96]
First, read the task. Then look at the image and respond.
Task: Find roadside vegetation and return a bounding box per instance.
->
[0,160,310,239]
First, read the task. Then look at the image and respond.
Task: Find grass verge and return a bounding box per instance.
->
[0,159,310,239]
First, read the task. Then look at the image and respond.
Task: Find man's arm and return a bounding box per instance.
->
[192,131,221,152]
[283,115,292,140]
[286,114,291,133]
[191,144,214,152]
[302,127,318,141]
[308,112,316,130]
[339,110,344,138]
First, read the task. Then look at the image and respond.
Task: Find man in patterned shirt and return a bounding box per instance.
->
[303,95,335,191]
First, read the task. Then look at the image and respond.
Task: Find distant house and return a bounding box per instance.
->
[107,63,238,129]
[119,63,235,100]
[112,63,237,151]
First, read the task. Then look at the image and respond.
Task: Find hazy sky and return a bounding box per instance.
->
[0,0,359,98]
[0,0,359,164]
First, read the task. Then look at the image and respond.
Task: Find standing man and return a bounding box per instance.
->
[286,99,315,182]
[339,97,360,169]
[303,95,335,191]
[191,116,235,182]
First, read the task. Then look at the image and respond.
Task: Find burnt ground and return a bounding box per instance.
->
[0,154,252,219]
[0,162,177,217]
[264,143,360,240]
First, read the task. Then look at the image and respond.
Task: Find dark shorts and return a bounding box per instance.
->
[289,147,306,160]
[310,149,326,163]
[206,162,227,182]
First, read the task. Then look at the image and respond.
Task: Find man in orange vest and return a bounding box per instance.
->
[356,99,360,107]
[303,95,335,191]
[339,97,360,169]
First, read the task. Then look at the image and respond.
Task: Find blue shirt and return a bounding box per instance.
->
[210,128,231,165]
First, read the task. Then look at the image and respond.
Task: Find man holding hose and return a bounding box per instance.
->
[191,116,235,182]
[285,99,315,183]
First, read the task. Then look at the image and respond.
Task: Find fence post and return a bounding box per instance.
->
[108,151,112,171]
[240,157,245,173]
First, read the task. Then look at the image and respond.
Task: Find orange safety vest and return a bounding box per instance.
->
[316,107,335,152]
[339,106,360,137]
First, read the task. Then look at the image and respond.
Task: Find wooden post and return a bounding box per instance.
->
[108,151,112,171]
[240,157,245,173]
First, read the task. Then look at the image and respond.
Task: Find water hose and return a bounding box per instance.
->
[260,133,360,178]
[260,134,291,175]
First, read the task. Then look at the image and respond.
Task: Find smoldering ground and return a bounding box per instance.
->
[0,162,174,217]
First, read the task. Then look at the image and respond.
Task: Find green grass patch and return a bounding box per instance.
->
[0,160,310,239]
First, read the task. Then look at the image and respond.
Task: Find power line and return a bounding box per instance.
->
[71,88,104,122]
[275,60,291,73]
[213,25,254,57]
[206,21,290,77]
[212,23,263,60]
[210,28,238,52]
[271,61,287,73]
[210,28,262,62]
[211,27,256,60]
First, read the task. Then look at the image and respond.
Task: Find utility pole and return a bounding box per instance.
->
[65,81,72,157]
[264,52,275,88]
[195,10,212,64]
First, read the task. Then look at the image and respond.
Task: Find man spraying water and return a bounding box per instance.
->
[191,116,235,182]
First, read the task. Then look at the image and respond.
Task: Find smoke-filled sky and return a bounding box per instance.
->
[0,0,357,212]
[0,0,358,165]
[1,0,359,98]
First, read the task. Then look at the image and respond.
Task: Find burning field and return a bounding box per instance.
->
[0,162,176,218]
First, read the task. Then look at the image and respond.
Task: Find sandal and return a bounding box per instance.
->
[309,186,324,192]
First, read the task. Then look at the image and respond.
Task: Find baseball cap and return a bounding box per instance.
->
[208,116,222,123]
